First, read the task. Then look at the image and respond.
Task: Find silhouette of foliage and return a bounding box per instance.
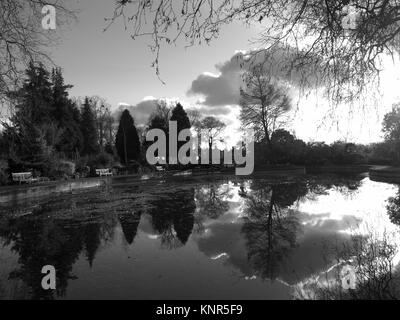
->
[115,109,141,164]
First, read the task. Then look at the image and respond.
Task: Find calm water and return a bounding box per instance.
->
[0,174,399,300]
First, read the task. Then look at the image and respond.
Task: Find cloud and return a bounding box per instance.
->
[187,44,323,115]
[114,99,159,126]
[197,105,237,116]
[132,99,160,124]
[114,97,186,126]
[187,54,244,109]
[188,73,241,107]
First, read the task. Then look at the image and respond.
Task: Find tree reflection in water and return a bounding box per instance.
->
[0,173,371,299]
[0,195,119,299]
[193,183,231,234]
[306,174,363,199]
[148,188,196,249]
[118,210,142,245]
[241,181,308,280]
[195,184,230,219]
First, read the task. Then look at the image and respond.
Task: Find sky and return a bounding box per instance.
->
[48,0,400,146]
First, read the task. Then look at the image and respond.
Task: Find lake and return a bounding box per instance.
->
[0,173,399,299]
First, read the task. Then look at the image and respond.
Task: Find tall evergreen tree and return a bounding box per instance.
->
[14,62,53,128]
[170,103,191,133]
[51,68,82,155]
[80,97,99,155]
[115,109,141,164]
[170,103,191,160]
[8,62,54,170]
[146,114,169,160]
[51,68,73,123]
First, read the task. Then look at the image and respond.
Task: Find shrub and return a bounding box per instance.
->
[87,151,115,169]
[57,161,76,176]
[75,155,88,172]
[0,160,9,185]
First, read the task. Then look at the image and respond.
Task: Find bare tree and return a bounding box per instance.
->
[186,108,202,128]
[200,116,226,163]
[74,96,115,148]
[148,100,172,128]
[89,96,115,147]
[200,116,226,149]
[0,0,75,106]
[106,0,400,104]
[240,65,292,144]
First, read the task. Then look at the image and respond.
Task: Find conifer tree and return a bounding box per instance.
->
[115,109,141,164]
[51,68,82,155]
[80,97,99,155]
[170,103,191,161]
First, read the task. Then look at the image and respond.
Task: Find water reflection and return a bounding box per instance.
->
[0,198,118,299]
[241,182,307,280]
[147,188,195,248]
[118,211,141,245]
[0,174,398,299]
[195,184,230,219]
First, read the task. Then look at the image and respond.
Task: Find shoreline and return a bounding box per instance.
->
[0,177,110,204]
[1,164,390,204]
[369,166,400,184]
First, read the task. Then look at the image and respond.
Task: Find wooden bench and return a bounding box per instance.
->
[95,168,113,177]
[12,172,38,184]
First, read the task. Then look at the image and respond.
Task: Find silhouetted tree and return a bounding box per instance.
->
[170,103,191,160]
[0,0,74,103]
[51,68,82,155]
[382,104,400,164]
[13,62,53,126]
[88,96,115,147]
[80,97,99,155]
[146,103,171,161]
[187,109,202,128]
[170,103,191,132]
[200,116,226,163]
[240,65,291,145]
[115,109,141,164]
[6,63,58,172]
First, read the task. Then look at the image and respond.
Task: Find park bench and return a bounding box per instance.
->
[95,168,113,177]
[12,172,38,184]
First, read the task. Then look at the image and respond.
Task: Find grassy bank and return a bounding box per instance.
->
[0,177,110,204]
[369,166,400,184]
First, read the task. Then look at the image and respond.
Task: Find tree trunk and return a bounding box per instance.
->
[209,138,213,165]
[123,126,127,165]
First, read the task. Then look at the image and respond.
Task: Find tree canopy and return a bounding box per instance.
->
[107,0,400,103]
[382,104,400,163]
[200,116,226,149]
[170,103,191,133]
[240,66,292,143]
[0,0,75,103]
